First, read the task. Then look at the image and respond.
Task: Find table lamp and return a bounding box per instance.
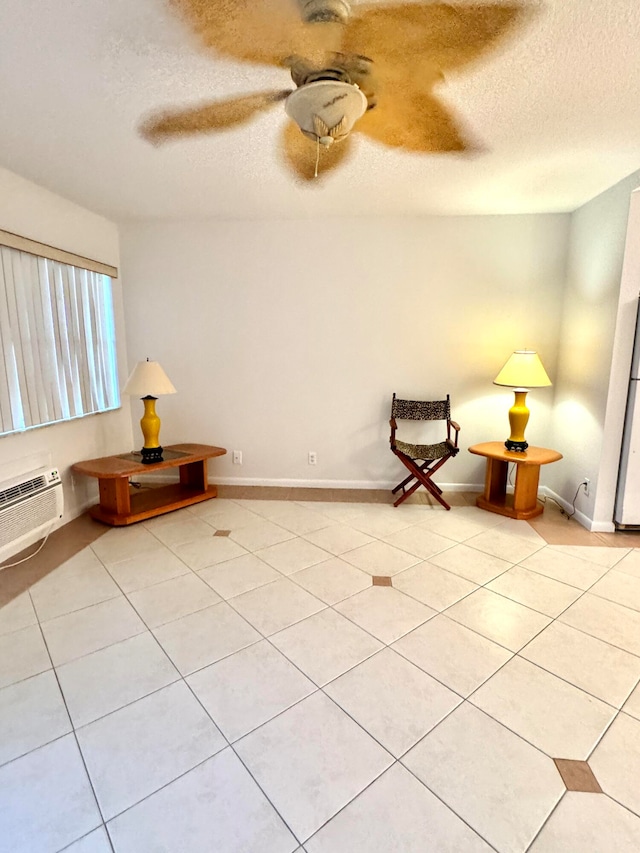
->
[122,359,176,463]
[493,350,551,452]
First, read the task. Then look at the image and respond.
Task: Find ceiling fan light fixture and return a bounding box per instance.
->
[299,0,351,24]
[285,80,367,143]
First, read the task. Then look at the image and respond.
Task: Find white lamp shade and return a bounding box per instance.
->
[122,360,176,397]
[493,350,552,389]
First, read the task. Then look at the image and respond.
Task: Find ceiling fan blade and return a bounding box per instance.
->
[341,2,527,74]
[282,120,353,181]
[357,88,473,153]
[141,91,291,142]
[170,0,342,68]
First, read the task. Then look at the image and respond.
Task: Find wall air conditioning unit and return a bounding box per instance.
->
[0,467,63,564]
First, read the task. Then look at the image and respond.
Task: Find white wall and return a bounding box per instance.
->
[0,167,133,522]
[120,214,570,490]
[547,169,640,528]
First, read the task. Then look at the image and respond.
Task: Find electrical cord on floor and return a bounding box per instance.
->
[538,481,587,520]
[564,482,587,520]
[0,523,55,569]
[507,461,586,522]
[539,494,567,512]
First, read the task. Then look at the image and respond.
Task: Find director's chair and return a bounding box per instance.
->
[390,393,460,510]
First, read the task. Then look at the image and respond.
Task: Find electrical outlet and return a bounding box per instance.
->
[583,478,590,497]
[308,451,317,465]
[232,450,242,465]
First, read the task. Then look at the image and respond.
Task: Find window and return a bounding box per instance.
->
[0,244,120,435]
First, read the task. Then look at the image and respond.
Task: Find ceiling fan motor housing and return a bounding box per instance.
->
[285,80,367,144]
[299,0,351,23]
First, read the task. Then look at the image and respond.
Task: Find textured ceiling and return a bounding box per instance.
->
[1,0,639,220]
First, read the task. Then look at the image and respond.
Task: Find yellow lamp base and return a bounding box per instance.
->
[505,389,529,452]
[140,396,164,464]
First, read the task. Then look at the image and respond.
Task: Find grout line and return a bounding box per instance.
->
[56,826,115,853]
[523,788,567,851]
[29,591,113,851]
[398,757,502,852]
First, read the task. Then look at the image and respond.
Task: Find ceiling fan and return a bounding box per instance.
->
[141,0,528,180]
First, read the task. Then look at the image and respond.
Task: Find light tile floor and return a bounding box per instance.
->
[2,496,640,851]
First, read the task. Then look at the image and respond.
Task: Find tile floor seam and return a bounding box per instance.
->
[521,785,568,852]
[388,636,506,702]
[261,689,396,843]
[271,560,371,605]
[463,685,615,766]
[514,646,640,711]
[64,674,192,736]
[598,790,640,822]
[466,649,621,716]
[439,591,551,654]
[463,534,547,563]
[317,675,457,763]
[221,580,328,639]
[266,631,383,692]
[398,753,502,852]
[123,584,224,631]
[186,631,324,742]
[96,748,234,828]
[512,549,633,592]
[31,597,110,849]
[169,645,465,839]
[159,630,266,679]
[382,561,482,611]
[0,729,72,772]
[74,683,230,823]
[403,698,571,830]
[325,592,437,646]
[32,590,124,627]
[479,580,580,621]
[226,742,309,847]
[51,623,270,842]
[267,620,471,719]
[194,566,286,601]
[546,615,640,660]
[57,826,116,853]
[587,587,640,615]
[584,706,629,765]
[305,757,498,852]
[542,557,640,653]
[35,593,141,637]
[372,537,460,564]
[507,551,586,591]
[446,548,640,662]
[73,557,264,676]
[30,562,258,743]
[102,554,197,594]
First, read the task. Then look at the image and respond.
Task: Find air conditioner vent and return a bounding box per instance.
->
[0,467,63,564]
[0,475,47,508]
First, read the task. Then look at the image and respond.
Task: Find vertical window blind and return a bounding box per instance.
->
[0,245,120,435]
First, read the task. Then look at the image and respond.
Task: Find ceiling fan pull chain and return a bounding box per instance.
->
[314,136,321,178]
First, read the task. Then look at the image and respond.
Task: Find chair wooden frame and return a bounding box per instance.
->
[390,393,460,510]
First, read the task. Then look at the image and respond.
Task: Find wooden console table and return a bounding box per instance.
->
[469,442,562,520]
[72,443,226,526]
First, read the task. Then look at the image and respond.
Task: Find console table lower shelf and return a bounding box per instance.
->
[72,443,227,526]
